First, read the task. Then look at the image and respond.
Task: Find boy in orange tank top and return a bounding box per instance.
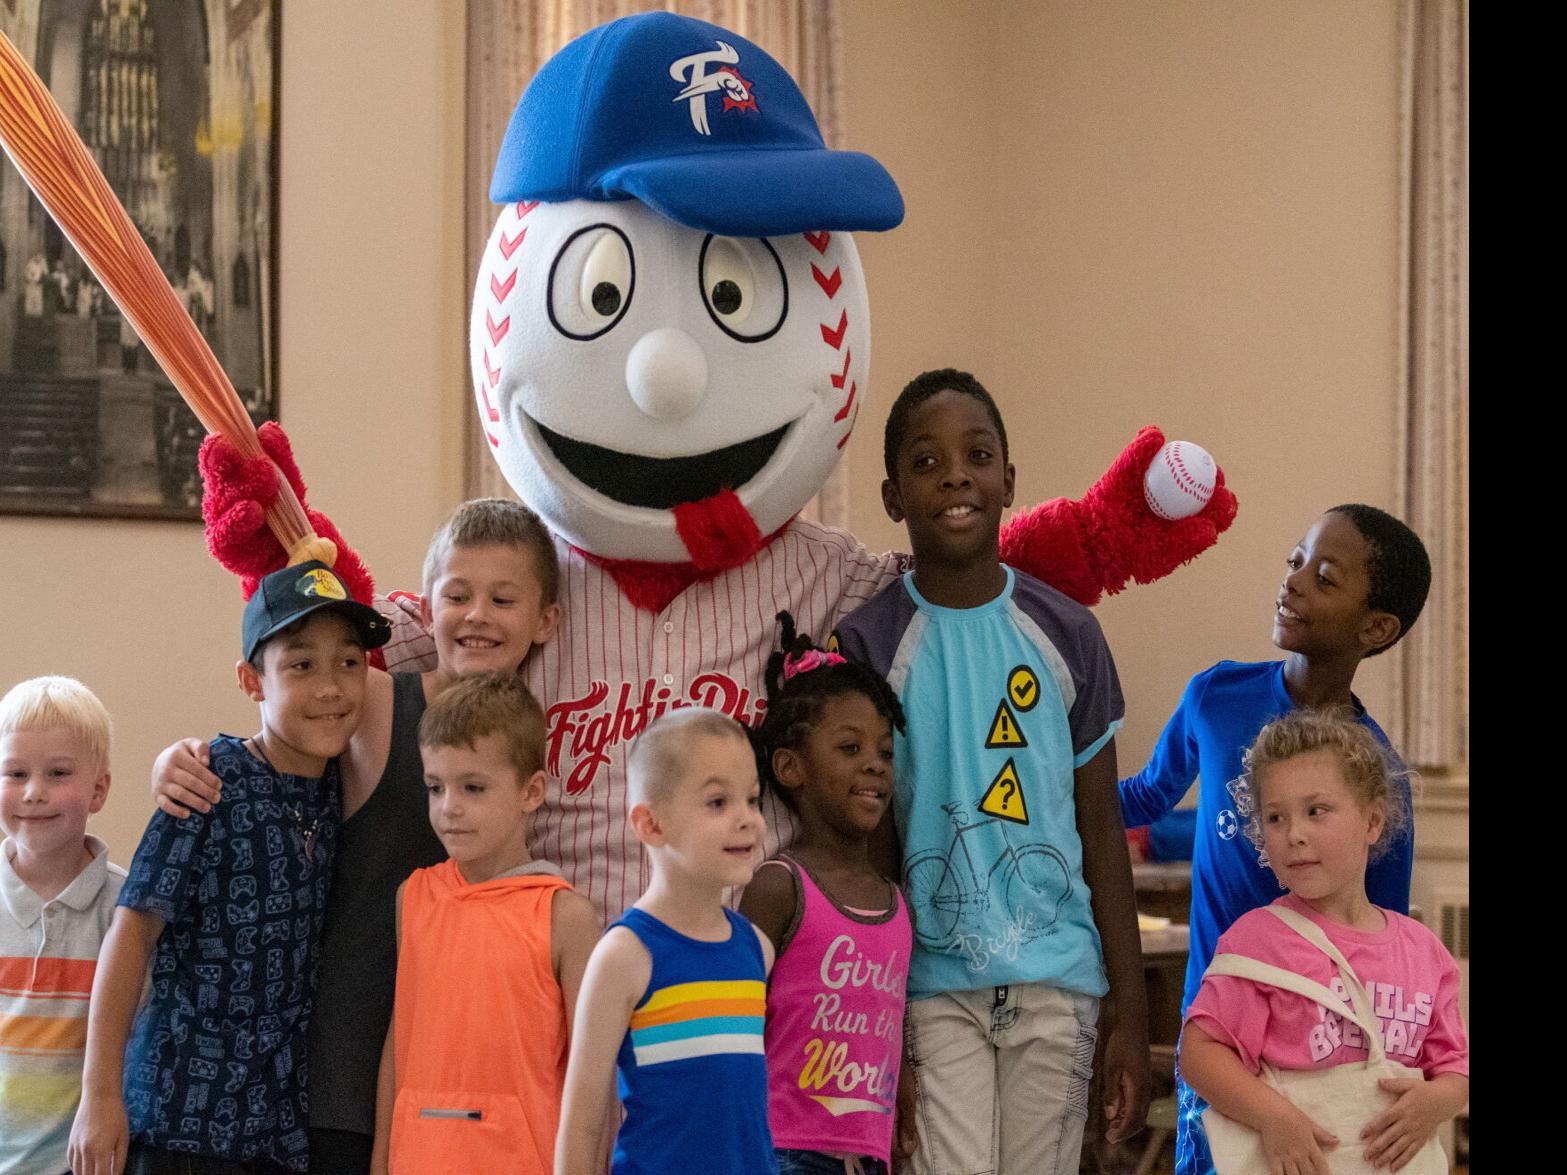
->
[370,673,601,1175]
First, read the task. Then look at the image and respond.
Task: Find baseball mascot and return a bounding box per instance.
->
[198,12,1236,916]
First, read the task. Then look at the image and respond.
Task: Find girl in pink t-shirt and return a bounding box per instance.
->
[741,613,914,1175]
[1181,711,1468,1174]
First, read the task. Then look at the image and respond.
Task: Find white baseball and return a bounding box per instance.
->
[1143,440,1216,520]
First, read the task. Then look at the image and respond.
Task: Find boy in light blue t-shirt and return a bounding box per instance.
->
[834,368,1149,1174]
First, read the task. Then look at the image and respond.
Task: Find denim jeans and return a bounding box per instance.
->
[903,981,1099,1174]
[1175,1076,1216,1175]
[775,1149,889,1175]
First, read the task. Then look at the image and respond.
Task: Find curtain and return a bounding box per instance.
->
[462,0,849,527]
[1390,0,1467,778]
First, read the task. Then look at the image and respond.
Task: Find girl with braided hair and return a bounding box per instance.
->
[741,613,915,1175]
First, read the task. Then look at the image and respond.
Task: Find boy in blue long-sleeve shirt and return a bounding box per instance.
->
[1118,504,1431,1175]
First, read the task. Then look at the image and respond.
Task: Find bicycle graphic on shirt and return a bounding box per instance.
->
[903,800,1072,956]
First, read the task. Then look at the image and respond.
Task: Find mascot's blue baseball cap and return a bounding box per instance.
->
[489,11,904,237]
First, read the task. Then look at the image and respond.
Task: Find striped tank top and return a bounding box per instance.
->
[611,907,778,1174]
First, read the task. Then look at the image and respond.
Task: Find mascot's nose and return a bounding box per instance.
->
[625,328,709,420]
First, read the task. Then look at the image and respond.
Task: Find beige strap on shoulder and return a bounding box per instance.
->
[1203,955,1384,1052]
[1201,905,1388,1064]
[1264,905,1384,1053]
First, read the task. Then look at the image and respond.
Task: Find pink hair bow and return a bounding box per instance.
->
[781,648,846,682]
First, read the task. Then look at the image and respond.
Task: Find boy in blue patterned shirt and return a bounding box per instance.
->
[833,370,1149,1174]
[70,563,389,1175]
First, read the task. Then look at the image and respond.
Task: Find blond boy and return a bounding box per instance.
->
[0,677,123,1175]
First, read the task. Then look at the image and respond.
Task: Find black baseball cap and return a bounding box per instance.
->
[242,562,393,662]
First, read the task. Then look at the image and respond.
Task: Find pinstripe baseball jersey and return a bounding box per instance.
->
[377,517,907,924]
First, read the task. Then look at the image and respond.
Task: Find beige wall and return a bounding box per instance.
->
[0,3,468,862]
[4,1,1405,860]
[842,0,1403,779]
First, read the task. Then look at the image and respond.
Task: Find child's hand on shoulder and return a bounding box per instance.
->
[1360,1074,1467,1171]
[68,1087,130,1175]
[151,737,221,817]
[1259,1100,1338,1175]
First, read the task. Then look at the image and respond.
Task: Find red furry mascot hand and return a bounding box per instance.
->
[1000,426,1238,607]
[199,421,376,608]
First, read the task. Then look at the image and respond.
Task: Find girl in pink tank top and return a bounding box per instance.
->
[741,614,914,1175]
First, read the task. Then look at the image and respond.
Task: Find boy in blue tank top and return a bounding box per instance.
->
[557,708,777,1175]
[833,369,1150,1174]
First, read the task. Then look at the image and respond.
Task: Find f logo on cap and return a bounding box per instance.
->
[670,41,757,135]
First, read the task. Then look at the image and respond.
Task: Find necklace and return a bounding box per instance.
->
[247,736,325,864]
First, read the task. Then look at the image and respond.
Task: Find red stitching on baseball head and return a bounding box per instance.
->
[490,269,517,303]
[820,310,848,350]
[811,264,842,298]
[833,380,858,424]
[498,227,527,260]
[830,350,851,390]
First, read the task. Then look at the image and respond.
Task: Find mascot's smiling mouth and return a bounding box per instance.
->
[534,420,790,509]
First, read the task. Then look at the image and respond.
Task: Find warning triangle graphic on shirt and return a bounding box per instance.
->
[985,698,1028,749]
[979,758,1028,824]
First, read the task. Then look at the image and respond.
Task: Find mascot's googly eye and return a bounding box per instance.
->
[699,235,788,343]
[548,224,635,341]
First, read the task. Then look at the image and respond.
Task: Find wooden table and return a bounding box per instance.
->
[1132,860,1193,925]
[1140,921,1190,1048]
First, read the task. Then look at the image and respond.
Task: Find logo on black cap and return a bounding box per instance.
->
[295,568,348,601]
[243,561,392,662]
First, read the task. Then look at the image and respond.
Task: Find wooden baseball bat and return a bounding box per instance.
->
[0,29,334,568]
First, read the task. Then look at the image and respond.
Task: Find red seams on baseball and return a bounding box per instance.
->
[1143,440,1215,520]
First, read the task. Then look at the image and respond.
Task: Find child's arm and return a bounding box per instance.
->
[549,889,608,1173]
[736,861,796,956]
[370,881,407,1175]
[1073,739,1150,1143]
[557,927,650,1175]
[895,1034,920,1170]
[68,907,165,1175]
[551,888,604,1035]
[1359,1073,1468,1172]
[1116,671,1206,828]
[1180,1021,1339,1175]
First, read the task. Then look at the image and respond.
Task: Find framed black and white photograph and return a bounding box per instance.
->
[0,0,278,520]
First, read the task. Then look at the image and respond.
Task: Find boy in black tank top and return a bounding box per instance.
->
[147,500,561,1173]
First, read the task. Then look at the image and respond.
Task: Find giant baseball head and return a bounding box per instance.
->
[469,13,903,569]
